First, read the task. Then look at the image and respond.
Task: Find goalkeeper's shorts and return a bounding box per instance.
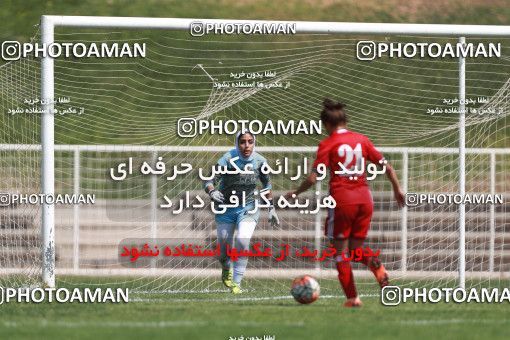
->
[215,201,260,225]
[325,202,374,240]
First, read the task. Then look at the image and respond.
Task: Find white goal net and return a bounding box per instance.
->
[0,19,509,297]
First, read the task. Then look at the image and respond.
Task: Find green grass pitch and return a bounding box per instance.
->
[0,277,508,340]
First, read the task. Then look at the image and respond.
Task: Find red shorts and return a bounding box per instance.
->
[324,202,374,240]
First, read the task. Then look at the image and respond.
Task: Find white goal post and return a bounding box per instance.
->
[39,15,510,288]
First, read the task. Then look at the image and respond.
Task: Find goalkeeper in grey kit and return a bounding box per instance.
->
[204,130,280,294]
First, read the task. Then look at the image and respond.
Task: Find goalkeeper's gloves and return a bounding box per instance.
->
[208,189,225,203]
[268,199,280,227]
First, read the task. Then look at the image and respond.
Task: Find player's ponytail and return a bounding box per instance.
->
[321,98,348,126]
[323,98,344,111]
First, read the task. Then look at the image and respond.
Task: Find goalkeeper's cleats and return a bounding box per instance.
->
[231,283,243,294]
[222,268,234,288]
[370,258,389,288]
[343,297,363,308]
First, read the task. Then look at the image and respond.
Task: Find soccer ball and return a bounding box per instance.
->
[291,275,320,304]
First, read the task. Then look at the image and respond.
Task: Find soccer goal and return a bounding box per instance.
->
[0,16,509,297]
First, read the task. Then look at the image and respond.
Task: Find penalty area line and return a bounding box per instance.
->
[397,318,509,326]
[2,320,305,329]
[131,293,380,303]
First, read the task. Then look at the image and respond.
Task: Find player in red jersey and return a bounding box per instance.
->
[285,99,405,307]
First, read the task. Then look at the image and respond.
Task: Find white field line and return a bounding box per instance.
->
[130,293,380,303]
[1,320,305,328]
[397,319,509,326]
[0,319,508,328]
[133,289,380,295]
[3,318,507,329]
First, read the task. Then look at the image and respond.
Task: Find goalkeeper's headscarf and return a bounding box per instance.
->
[235,130,256,162]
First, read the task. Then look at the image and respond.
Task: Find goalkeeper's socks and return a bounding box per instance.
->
[233,257,248,286]
[336,259,357,299]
